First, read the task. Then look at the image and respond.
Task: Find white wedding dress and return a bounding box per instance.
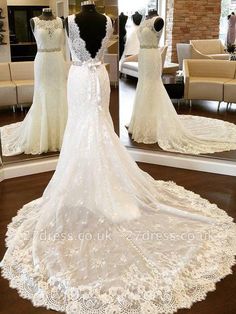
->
[120,19,140,71]
[128,17,236,155]
[123,20,140,56]
[1,14,236,314]
[1,17,67,156]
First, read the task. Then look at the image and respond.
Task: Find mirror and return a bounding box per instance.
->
[0,0,119,169]
[119,0,236,165]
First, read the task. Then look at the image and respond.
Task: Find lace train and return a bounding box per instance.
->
[1,180,236,314]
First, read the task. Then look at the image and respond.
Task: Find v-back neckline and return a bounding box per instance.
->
[72,14,109,61]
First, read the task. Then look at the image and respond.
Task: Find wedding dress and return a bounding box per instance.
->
[1,14,236,314]
[0,17,67,156]
[119,19,140,71]
[128,17,236,155]
[123,20,140,56]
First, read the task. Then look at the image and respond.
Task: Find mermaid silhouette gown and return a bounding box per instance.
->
[128,17,236,155]
[1,14,236,314]
[1,17,67,156]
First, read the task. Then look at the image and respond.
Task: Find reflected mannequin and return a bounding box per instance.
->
[128,16,236,155]
[119,12,128,59]
[1,4,236,314]
[147,8,159,19]
[226,12,236,45]
[122,11,143,58]
[0,8,67,156]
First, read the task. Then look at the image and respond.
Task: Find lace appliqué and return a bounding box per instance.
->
[138,17,163,49]
[34,17,63,37]
[68,14,113,63]
[1,181,236,314]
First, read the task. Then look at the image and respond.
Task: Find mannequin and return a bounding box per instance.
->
[147,9,158,19]
[132,11,143,26]
[30,8,57,32]
[65,1,107,58]
[119,12,128,59]
[226,12,236,45]
[147,12,164,32]
[121,12,142,58]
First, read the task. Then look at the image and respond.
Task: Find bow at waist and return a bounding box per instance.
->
[72,60,105,109]
[72,60,103,70]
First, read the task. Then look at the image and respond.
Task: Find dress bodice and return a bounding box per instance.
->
[33,17,64,51]
[138,17,163,48]
[67,14,113,64]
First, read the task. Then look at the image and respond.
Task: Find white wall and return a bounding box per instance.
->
[0,0,11,62]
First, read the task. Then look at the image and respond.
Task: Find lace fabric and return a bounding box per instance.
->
[1,13,236,314]
[67,14,113,64]
[1,181,236,314]
[128,17,236,154]
[0,17,67,156]
[138,17,163,49]
[34,17,63,40]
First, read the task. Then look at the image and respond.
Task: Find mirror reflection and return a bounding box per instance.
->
[0,0,119,164]
[119,0,236,162]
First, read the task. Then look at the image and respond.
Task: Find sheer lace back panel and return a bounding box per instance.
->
[67,14,113,63]
[138,17,163,48]
[33,17,64,50]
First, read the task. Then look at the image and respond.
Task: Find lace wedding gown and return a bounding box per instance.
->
[120,20,140,71]
[1,14,236,314]
[1,17,67,156]
[123,21,140,56]
[128,17,236,155]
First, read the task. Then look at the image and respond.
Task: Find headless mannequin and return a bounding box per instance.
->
[119,12,128,59]
[227,11,236,45]
[119,12,128,35]
[146,11,164,32]
[65,3,107,59]
[147,9,158,19]
[30,8,59,32]
[132,11,143,26]
[153,17,164,32]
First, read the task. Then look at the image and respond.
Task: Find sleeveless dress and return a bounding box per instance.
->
[124,21,140,56]
[0,17,68,156]
[227,14,236,45]
[1,14,236,314]
[128,17,236,155]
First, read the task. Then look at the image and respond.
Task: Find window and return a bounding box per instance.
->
[118,0,158,15]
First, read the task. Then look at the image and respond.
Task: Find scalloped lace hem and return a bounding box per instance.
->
[1,256,236,314]
[1,213,236,314]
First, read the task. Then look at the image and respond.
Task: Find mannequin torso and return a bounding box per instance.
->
[146,10,164,31]
[119,12,128,36]
[30,8,58,32]
[153,17,164,32]
[65,4,107,59]
[132,12,143,26]
[119,12,128,58]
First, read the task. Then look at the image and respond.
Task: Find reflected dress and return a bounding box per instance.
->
[1,17,67,156]
[128,17,236,155]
